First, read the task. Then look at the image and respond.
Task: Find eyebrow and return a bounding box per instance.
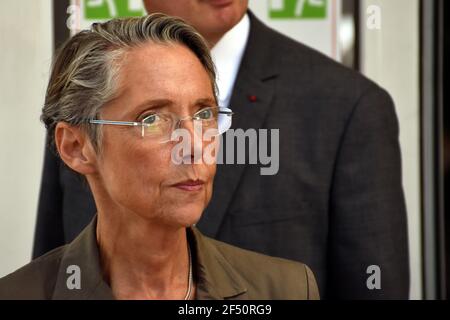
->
[134,99,173,112]
[195,98,217,106]
[133,97,217,118]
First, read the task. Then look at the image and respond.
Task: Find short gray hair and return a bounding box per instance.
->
[41,13,217,152]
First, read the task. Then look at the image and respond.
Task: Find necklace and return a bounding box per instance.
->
[184,243,193,300]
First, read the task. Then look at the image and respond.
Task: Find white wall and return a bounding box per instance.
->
[360,0,422,299]
[0,0,52,277]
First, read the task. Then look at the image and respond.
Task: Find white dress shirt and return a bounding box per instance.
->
[211,13,250,109]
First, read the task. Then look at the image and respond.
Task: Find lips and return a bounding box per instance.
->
[172,179,205,191]
[207,0,234,8]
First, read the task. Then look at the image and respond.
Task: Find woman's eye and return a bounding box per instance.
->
[196,108,214,120]
[142,114,159,125]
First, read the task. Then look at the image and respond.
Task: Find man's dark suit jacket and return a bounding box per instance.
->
[33,11,409,299]
[2,216,319,299]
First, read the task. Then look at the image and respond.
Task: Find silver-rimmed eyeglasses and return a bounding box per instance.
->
[89,106,233,143]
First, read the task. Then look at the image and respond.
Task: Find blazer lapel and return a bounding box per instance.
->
[190,227,248,300]
[197,11,279,237]
[52,216,114,300]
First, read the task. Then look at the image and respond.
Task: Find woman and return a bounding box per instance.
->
[0,14,318,300]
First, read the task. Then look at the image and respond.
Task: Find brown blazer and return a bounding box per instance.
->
[0,216,319,300]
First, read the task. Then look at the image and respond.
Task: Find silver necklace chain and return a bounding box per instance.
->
[184,243,193,300]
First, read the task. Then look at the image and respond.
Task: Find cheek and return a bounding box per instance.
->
[206,163,216,184]
[99,137,173,200]
[205,164,216,202]
[128,145,174,195]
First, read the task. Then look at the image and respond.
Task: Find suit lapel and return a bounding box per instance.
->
[197,11,279,237]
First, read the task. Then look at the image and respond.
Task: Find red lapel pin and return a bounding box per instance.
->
[248,95,257,103]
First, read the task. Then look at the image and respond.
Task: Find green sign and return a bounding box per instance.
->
[269,0,327,19]
[84,0,145,20]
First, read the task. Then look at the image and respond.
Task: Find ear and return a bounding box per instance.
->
[55,122,97,175]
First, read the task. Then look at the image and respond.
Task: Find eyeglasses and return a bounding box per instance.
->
[89,106,233,143]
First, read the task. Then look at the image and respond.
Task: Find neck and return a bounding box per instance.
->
[206,34,223,49]
[96,208,191,300]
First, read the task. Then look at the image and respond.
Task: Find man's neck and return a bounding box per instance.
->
[206,32,225,49]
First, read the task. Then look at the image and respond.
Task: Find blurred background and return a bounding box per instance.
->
[0,0,448,300]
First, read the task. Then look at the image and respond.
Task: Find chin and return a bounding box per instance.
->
[171,204,205,228]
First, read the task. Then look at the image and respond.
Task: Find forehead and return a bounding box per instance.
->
[104,42,215,117]
[124,42,212,92]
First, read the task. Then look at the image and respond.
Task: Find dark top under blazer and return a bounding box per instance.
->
[0,217,319,300]
[33,11,409,299]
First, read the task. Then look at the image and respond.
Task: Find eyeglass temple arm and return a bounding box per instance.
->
[89,119,141,126]
[89,119,151,137]
[219,110,234,115]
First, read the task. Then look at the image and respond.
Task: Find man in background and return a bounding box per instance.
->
[33,0,409,299]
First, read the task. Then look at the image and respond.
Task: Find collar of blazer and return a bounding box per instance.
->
[51,216,248,300]
[196,10,280,237]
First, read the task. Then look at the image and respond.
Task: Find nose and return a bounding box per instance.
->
[178,119,204,163]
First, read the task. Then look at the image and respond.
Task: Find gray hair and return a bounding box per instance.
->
[41,13,217,152]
